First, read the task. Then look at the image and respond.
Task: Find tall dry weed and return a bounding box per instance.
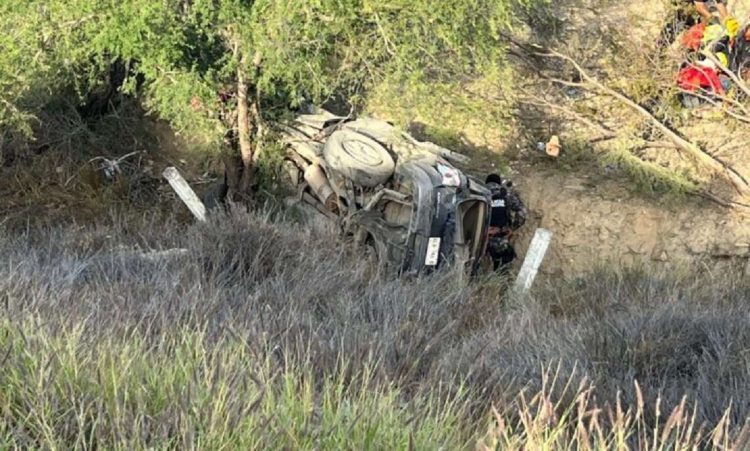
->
[1,208,749,448]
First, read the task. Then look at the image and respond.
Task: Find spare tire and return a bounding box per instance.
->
[323,130,395,187]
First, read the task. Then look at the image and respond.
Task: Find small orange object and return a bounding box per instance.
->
[545,135,561,157]
[681,23,707,51]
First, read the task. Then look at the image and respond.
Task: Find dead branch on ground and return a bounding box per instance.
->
[678,89,750,124]
[521,95,617,141]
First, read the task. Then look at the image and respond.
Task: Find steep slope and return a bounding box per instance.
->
[512,162,749,277]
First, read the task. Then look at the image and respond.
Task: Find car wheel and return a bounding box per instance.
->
[354,229,389,275]
[323,130,395,187]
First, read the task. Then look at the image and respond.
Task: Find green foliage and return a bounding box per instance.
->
[0,0,539,150]
[0,3,63,137]
[548,135,698,198]
[602,142,698,197]
[254,134,292,193]
[0,322,467,449]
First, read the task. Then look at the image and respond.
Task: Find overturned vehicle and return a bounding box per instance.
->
[276,108,493,276]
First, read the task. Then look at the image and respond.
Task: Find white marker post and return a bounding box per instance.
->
[514,228,553,293]
[162,166,207,222]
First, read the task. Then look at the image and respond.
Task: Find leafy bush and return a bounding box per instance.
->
[0,0,540,146]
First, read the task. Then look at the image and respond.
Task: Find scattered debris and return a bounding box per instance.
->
[115,248,190,262]
[711,241,750,258]
[89,151,141,180]
[66,247,191,284]
[534,47,750,201]
[545,135,561,157]
[652,249,670,262]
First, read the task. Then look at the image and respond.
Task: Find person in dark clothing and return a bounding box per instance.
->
[732,25,750,78]
[485,173,527,272]
[658,0,729,49]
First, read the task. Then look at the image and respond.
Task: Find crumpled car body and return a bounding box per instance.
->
[278,107,492,277]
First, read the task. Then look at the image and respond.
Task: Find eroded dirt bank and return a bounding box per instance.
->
[511,164,750,277]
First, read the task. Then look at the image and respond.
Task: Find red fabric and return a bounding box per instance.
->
[681,23,706,51]
[676,66,725,94]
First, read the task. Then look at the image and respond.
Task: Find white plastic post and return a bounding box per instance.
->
[514,228,553,293]
[162,166,207,222]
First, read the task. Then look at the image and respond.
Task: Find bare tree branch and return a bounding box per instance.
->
[532,46,750,198]
[521,96,617,140]
[677,89,750,124]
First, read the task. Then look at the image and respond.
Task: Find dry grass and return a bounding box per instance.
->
[1,207,750,449]
[0,99,223,231]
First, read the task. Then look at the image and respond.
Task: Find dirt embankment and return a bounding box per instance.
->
[511,163,750,277]
[2,106,746,279]
[484,0,750,278]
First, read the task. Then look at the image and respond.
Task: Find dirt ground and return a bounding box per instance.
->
[510,160,750,277]
[494,0,750,278]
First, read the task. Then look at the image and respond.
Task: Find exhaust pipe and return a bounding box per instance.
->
[304,164,340,212]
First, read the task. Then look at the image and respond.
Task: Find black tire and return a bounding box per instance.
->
[323,130,395,187]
